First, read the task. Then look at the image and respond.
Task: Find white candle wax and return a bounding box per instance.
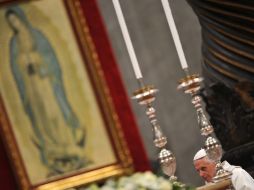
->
[112,0,143,79]
[161,0,188,69]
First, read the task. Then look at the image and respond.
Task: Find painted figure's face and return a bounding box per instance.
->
[7,13,24,31]
[194,157,216,182]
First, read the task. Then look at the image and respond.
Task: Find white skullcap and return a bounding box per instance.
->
[193,149,207,161]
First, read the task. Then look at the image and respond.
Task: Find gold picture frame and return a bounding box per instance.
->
[0,0,135,189]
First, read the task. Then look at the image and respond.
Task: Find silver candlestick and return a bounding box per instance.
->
[177,69,231,183]
[112,0,177,182]
[132,79,177,182]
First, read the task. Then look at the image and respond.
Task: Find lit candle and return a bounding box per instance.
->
[112,0,143,79]
[161,0,188,70]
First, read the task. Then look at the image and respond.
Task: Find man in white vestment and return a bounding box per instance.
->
[193,149,254,190]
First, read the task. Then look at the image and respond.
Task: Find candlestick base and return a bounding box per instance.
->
[213,161,232,183]
[159,148,176,178]
[213,163,232,183]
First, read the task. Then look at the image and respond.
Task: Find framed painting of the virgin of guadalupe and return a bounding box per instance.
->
[0,0,149,189]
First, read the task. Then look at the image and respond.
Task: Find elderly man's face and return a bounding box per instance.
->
[194,157,216,182]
